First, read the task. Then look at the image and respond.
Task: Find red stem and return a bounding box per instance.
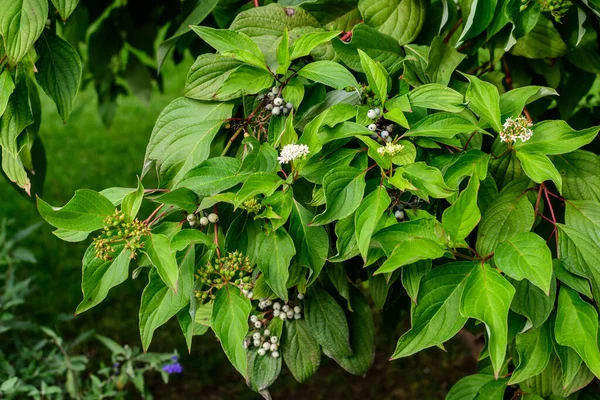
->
[213,205,221,258]
[543,186,559,251]
[144,204,164,224]
[253,0,259,7]
[339,31,353,42]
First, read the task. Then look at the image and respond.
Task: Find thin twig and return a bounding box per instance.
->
[144,204,164,224]
[443,18,463,43]
[221,128,244,157]
[213,205,221,258]
[543,186,559,251]
[253,0,259,7]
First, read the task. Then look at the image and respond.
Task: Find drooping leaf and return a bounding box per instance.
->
[256,228,296,301]
[510,276,556,328]
[37,190,115,232]
[461,73,502,133]
[515,150,562,193]
[282,319,321,383]
[144,233,180,293]
[442,175,481,241]
[190,26,266,69]
[0,0,48,64]
[359,0,428,45]
[297,61,359,90]
[509,321,552,384]
[354,185,390,261]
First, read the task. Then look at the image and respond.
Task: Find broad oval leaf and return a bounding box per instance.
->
[0,0,48,64]
[297,61,359,90]
[282,319,321,383]
[256,228,296,301]
[354,185,390,261]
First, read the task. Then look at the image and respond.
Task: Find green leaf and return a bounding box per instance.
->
[290,30,340,60]
[358,49,388,104]
[50,0,79,20]
[460,263,515,378]
[216,65,275,100]
[310,166,366,226]
[555,286,600,378]
[390,162,455,201]
[247,346,281,393]
[234,172,284,208]
[297,61,359,90]
[75,244,131,314]
[1,77,33,155]
[384,107,410,129]
[139,247,195,350]
[276,28,290,74]
[0,0,48,64]
[403,113,482,139]
[144,233,179,293]
[177,157,249,196]
[514,120,599,156]
[499,86,557,121]
[170,229,214,252]
[35,29,82,122]
[442,175,481,241]
[211,284,252,378]
[553,151,600,201]
[190,26,266,70]
[401,260,432,303]
[510,276,556,328]
[282,319,321,383]
[289,199,328,285]
[2,148,30,193]
[330,213,360,262]
[511,15,568,59]
[462,73,502,133]
[37,190,115,232]
[553,316,585,390]
[0,70,15,117]
[553,259,592,300]
[184,54,244,101]
[152,188,199,214]
[392,262,472,359]
[509,322,552,384]
[144,98,233,186]
[446,373,495,400]
[495,232,552,295]
[475,179,535,256]
[359,0,428,45]
[457,0,498,44]
[256,228,296,301]
[326,287,374,375]
[516,150,562,193]
[304,285,353,358]
[425,36,466,86]
[407,83,465,113]
[354,185,390,261]
[121,181,144,222]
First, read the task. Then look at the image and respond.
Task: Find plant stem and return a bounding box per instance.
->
[253,0,259,7]
[221,128,244,156]
[443,18,463,43]
[213,205,221,258]
[543,186,559,251]
[144,204,164,224]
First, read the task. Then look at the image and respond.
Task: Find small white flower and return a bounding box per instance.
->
[277,144,310,164]
[500,117,533,143]
[377,142,405,157]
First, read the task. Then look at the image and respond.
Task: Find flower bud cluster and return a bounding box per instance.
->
[193,251,254,303]
[243,198,262,214]
[93,210,150,260]
[524,0,572,21]
[362,85,382,108]
[499,117,533,144]
[377,141,405,157]
[244,322,280,358]
[258,86,294,116]
[187,212,218,228]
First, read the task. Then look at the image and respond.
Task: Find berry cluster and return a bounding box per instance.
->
[389,192,423,221]
[193,251,254,302]
[366,108,395,143]
[93,210,150,260]
[258,86,294,116]
[186,212,218,228]
[244,323,280,358]
[258,292,304,321]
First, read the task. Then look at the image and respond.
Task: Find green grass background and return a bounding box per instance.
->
[0,56,474,399]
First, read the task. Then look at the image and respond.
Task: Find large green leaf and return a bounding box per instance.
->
[457,0,497,44]
[290,30,340,60]
[139,247,195,350]
[35,30,82,122]
[462,73,502,133]
[495,232,553,295]
[144,98,233,187]
[190,26,266,69]
[515,150,562,193]
[256,228,296,301]
[510,276,556,328]
[358,49,388,104]
[407,83,465,113]
[358,0,428,45]
[392,262,472,358]
[211,284,252,378]
[75,243,131,314]
[37,190,115,232]
[390,162,455,201]
[289,199,328,284]
[184,54,244,101]
[460,263,515,378]
[0,0,48,64]
[555,286,600,378]
[514,120,599,156]
[403,113,483,140]
[509,322,552,384]
[0,69,15,118]
[50,0,79,20]
[234,172,284,208]
[297,61,359,90]
[401,260,431,303]
[304,285,353,358]
[310,166,366,226]
[354,185,390,261]
[0,77,33,155]
[442,175,480,241]
[282,319,321,383]
[499,86,557,121]
[177,157,249,196]
[144,233,179,293]
[446,373,496,400]
[475,179,534,256]
[511,15,568,59]
[553,151,600,201]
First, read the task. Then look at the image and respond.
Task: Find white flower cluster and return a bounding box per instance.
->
[244,320,280,358]
[277,144,310,164]
[500,117,533,143]
[377,141,405,157]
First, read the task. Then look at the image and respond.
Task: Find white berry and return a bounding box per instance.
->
[395,210,404,220]
[286,102,293,109]
[375,107,381,115]
[286,310,294,318]
[258,348,266,356]
[250,315,258,322]
[280,313,287,320]
[270,336,278,344]
[265,300,272,306]
[186,214,196,222]
[367,109,377,119]
[254,321,262,329]
[272,351,279,358]
[267,92,275,100]
[273,302,281,310]
[252,332,261,340]
[368,124,377,131]
[199,217,209,226]
[208,213,219,223]
[297,293,304,300]
[387,125,394,132]
[264,329,271,336]
[271,86,279,93]
[381,130,389,138]
[262,342,271,350]
[270,343,278,351]
[273,97,283,106]
[293,306,301,313]
[265,103,274,110]
[272,107,281,115]
[254,339,261,347]
[246,291,253,299]
[282,107,289,115]
[282,305,290,312]
[294,313,301,320]
[273,309,280,317]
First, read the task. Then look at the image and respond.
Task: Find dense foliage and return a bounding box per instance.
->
[2,0,600,398]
